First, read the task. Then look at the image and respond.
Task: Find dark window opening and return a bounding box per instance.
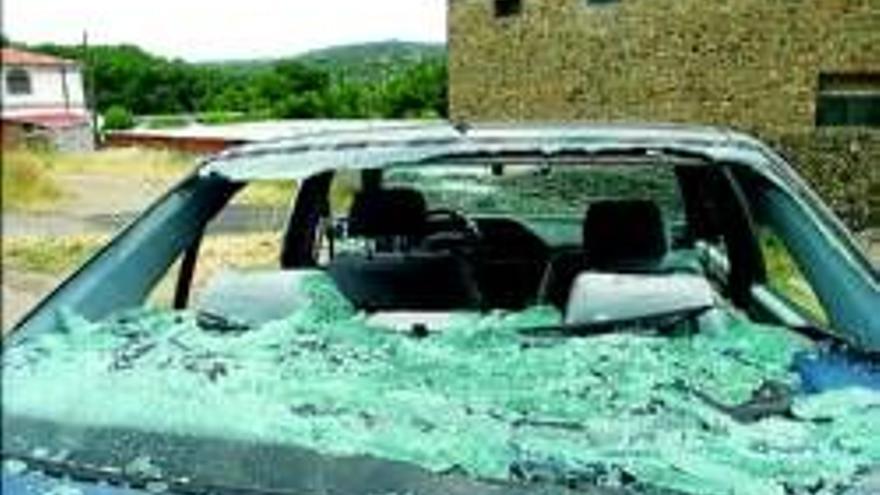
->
[816,73,880,127]
[495,0,522,18]
[586,0,619,5]
[6,68,32,95]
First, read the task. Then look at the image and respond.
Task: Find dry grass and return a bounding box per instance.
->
[3,232,278,279]
[3,232,282,310]
[149,232,282,307]
[196,233,281,279]
[2,147,305,212]
[2,234,109,275]
[2,150,64,211]
[2,148,194,213]
[232,181,298,208]
[46,147,195,179]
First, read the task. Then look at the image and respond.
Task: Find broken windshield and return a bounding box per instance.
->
[4,271,880,495]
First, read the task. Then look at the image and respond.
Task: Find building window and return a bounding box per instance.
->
[6,68,32,95]
[816,73,880,127]
[495,0,522,18]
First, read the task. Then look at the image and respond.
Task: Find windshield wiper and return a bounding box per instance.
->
[196,311,252,333]
[674,379,797,424]
[519,305,711,339]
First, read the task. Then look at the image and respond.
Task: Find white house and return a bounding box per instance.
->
[1,47,94,150]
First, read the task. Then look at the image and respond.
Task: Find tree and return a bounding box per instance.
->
[21,41,449,120]
[381,60,448,118]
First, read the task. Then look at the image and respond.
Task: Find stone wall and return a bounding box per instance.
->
[449,0,879,133]
[448,0,880,228]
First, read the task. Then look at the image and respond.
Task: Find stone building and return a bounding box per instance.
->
[447,0,879,229]
[1,47,94,151]
[448,0,880,134]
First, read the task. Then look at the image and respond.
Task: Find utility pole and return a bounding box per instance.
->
[60,65,71,113]
[83,31,100,147]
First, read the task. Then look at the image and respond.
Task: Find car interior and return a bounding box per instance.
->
[188,161,790,333]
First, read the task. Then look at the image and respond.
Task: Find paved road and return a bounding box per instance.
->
[3,204,288,237]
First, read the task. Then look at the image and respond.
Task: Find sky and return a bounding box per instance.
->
[4,0,447,61]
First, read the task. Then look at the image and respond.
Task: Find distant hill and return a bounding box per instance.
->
[207,40,446,81]
[299,40,446,79]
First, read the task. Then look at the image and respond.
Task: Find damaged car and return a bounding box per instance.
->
[3,123,880,495]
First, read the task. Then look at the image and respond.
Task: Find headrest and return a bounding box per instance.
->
[583,200,668,270]
[348,188,427,238]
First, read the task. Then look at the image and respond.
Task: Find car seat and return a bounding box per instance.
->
[538,199,669,308]
[328,187,482,311]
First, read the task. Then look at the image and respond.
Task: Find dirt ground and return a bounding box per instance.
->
[2,268,59,328]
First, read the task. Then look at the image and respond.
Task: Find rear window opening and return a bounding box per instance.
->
[137,158,780,331]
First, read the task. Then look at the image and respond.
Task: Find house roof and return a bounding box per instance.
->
[1,47,77,67]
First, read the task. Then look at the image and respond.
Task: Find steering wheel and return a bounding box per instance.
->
[422,208,483,249]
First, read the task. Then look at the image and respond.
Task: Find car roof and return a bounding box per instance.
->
[199,122,780,182]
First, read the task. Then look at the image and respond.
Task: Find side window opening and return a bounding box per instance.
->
[677,167,736,294]
[311,170,361,267]
[757,228,829,325]
[732,169,833,328]
[148,180,296,309]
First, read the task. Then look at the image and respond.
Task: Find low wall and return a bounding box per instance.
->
[103,132,243,155]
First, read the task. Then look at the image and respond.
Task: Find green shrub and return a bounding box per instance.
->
[143,116,190,129]
[197,111,273,126]
[102,105,135,131]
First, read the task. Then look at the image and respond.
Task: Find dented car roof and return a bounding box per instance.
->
[200,122,782,182]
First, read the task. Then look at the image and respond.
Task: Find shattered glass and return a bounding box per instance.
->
[4,272,880,495]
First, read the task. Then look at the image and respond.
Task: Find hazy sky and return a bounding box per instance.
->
[4,0,447,61]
